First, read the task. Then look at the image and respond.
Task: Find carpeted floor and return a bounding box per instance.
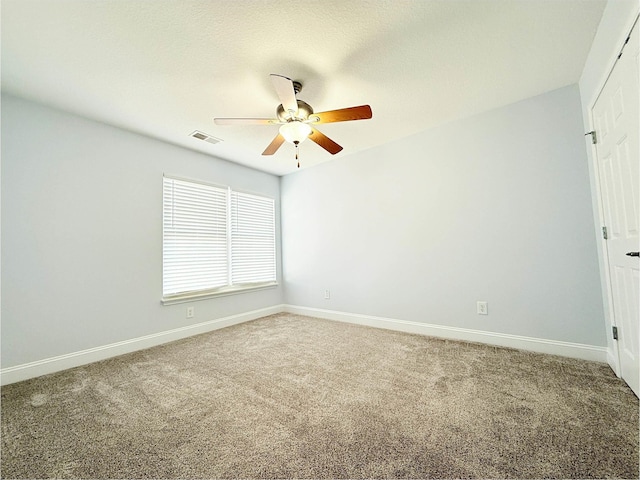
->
[1,313,638,479]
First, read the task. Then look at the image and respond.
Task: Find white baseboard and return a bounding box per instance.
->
[284,305,608,363]
[0,304,284,386]
[1,303,610,386]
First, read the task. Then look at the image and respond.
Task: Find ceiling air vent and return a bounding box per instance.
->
[190,130,222,145]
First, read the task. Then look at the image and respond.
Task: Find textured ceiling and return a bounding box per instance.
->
[1,0,606,176]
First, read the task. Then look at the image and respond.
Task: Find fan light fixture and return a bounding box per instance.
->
[279,121,312,144]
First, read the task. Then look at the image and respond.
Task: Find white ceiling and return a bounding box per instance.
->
[1,0,606,176]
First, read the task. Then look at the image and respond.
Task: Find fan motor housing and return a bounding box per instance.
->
[277,100,314,122]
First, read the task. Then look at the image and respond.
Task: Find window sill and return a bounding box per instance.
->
[161,282,278,305]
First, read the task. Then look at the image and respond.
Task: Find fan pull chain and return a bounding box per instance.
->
[295,143,300,168]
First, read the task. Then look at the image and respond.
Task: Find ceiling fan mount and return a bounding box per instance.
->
[214,74,373,166]
[291,80,303,95]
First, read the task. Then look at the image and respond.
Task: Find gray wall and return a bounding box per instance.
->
[1,81,609,369]
[281,84,605,346]
[1,94,283,367]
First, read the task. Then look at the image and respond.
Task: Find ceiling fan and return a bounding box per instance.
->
[214,74,373,167]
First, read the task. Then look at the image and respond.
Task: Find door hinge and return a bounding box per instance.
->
[585,130,597,144]
[602,226,608,240]
[612,326,618,340]
[617,33,631,60]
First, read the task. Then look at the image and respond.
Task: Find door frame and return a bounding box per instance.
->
[586,13,639,378]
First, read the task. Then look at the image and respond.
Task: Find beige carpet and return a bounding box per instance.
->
[1,313,638,479]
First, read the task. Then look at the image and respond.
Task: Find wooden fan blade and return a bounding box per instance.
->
[262,133,286,155]
[311,105,372,124]
[270,74,298,114]
[308,127,343,155]
[214,118,278,125]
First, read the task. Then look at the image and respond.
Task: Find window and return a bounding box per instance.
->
[162,176,276,303]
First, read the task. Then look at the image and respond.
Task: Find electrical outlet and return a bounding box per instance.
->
[186,307,195,319]
[477,301,488,315]
[324,289,331,300]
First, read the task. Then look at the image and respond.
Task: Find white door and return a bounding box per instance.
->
[592,20,639,397]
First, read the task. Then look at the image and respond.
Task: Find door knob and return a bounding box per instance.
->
[626,252,640,257]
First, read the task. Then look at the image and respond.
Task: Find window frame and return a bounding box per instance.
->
[161,175,278,305]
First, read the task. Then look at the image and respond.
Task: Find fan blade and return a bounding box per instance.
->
[262,133,286,155]
[270,74,298,115]
[214,118,278,125]
[308,127,343,155]
[311,105,372,124]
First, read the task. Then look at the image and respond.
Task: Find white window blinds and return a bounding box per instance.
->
[231,191,276,285]
[162,176,276,299]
